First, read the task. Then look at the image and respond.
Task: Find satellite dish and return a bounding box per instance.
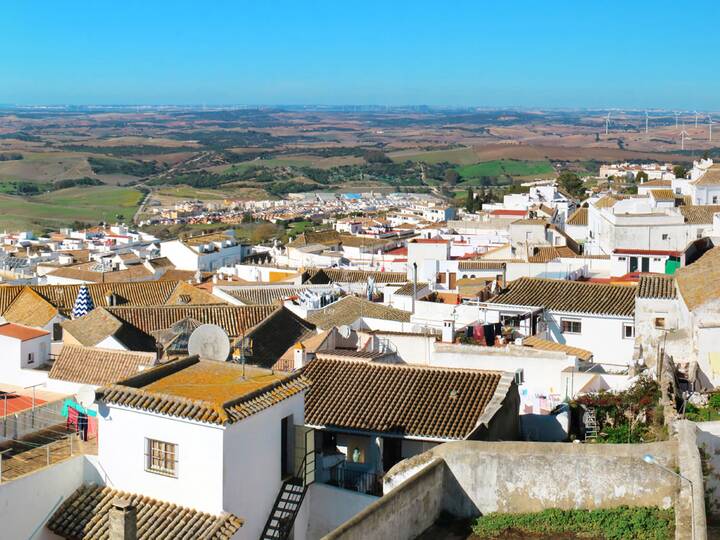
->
[188,324,231,362]
[338,325,352,339]
[76,385,96,408]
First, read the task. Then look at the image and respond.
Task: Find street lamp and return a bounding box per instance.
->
[643,454,694,540]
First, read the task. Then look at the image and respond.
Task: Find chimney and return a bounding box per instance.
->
[109,499,137,540]
[293,342,307,369]
[442,320,455,344]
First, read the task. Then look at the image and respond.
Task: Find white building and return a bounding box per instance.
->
[95,357,309,540]
[160,231,249,271]
[673,159,720,205]
[0,323,51,387]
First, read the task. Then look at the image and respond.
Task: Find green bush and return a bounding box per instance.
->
[472,506,674,539]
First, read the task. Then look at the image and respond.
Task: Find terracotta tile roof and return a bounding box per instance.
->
[511,218,548,225]
[96,356,311,425]
[393,282,428,296]
[637,274,677,299]
[458,261,506,271]
[307,296,411,329]
[225,286,312,305]
[528,246,577,263]
[164,281,224,305]
[566,207,588,226]
[304,268,407,284]
[648,189,677,202]
[675,246,720,310]
[640,179,672,187]
[593,195,631,209]
[0,285,23,313]
[47,484,242,539]
[679,205,720,224]
[61,308,150,350]
[45,264,154,283]
[288,230,341,247]
[106,304,278,338]
[49,346,156,386]
[303,358,512,440]
[0,322,49,341]
[694,165,720,186]
[243,307,317,369]
[522,335,593,361]
[3,287,58,327]
[489,277,636,316]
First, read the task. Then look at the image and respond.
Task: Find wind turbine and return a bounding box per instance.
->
[605,112,611,135]
[695,111,699,128]
[645,111,649,134]
[680,130,690,151]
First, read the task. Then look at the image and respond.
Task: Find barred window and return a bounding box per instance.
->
[145,439,178,477]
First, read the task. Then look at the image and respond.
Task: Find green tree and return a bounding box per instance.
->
[465,187,475,213]
[635,171,648,183]
[673,165,687,178]
[444,169,460,186]
[558,170,584,197]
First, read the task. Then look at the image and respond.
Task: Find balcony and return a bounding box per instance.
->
[326,461,382,496]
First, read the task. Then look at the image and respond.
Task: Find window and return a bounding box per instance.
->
[623,323,635,339]
[514,369,525,385]
[561,318,582,334]
[27,352,34,365]
[655,317,666,329]
[52,323,62,341]
[145,439,178,477]
[662,234,669,240]
[714,196,718,204]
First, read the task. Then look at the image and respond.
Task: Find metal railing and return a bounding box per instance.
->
[327,462,382,496]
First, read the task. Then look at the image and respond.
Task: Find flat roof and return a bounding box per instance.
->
[144,361,283,404]
[0,323,49,341]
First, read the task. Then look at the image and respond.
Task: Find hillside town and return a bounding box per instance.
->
[0,157,716,539]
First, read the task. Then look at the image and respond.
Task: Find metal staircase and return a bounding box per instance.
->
[259,437,315,540]
[584,407,598,441]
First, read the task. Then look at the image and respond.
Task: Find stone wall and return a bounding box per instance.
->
[676,421,708,540]
[323,440,683,540]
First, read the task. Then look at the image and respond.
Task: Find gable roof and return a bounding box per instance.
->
[288,230,341,247]
[304,268,407,285]
[694,165,720,186]
[307,296,411,329]
[243,307,317,369]
[648,189,676,202]
[489,277,636,317]
[393,282,428,296]
[303,358,512,440]
[637,274,677,300]
[566,207,588,226]
[96,356,311,425]
[61,308,150,350]
[675,246,720,310]
[0,323,49,341]
[528,246,577,263]
[106,304,278,339]
[224,286,312,305]
[49,346,157,386]
[47,484,242,540]
[679,205,720,225]
[3,287,58,327]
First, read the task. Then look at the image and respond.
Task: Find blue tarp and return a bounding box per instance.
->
[61,398,97,417]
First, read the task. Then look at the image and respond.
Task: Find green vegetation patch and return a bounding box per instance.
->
[457,159,554,179]
[88,156,159,177]
[472,507,674,539]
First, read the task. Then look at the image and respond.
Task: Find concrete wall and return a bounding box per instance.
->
[676,421,707,540]
[0,455,102,540]
[696,421,720,522]
[296,483,377,540]
[325,440,681,540]
[322,458,445,540]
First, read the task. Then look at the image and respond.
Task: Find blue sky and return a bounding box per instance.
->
[2,1,717,108]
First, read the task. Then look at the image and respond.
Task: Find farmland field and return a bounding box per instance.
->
[0,186,143,232]
[456,159,555,180]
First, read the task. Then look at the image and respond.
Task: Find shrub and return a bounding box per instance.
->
[472,506,674,539]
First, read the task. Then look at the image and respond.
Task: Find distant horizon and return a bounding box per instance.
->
[4,1,719,110]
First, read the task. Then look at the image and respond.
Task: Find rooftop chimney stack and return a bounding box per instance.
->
[109,498,137,540]
[293,342,308,370]
[442,320,455,344]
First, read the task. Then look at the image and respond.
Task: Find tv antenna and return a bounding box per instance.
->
[188,324,231,362]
